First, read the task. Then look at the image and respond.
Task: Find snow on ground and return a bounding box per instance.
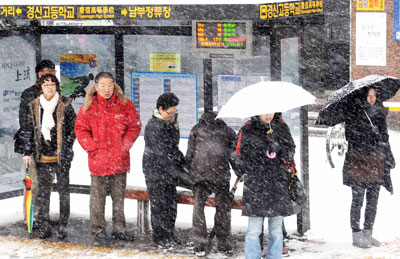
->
[0,131,400,258]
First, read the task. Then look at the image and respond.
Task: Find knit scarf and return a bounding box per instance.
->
[39,92,59,141]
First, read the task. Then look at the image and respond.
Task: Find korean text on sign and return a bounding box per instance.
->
[124,6,171,19]
[27,6,75,19]
[260,1,324,20]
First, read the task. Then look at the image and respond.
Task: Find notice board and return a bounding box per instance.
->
[131,71,198,138]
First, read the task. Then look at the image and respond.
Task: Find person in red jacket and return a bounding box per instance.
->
[74,72,141,245]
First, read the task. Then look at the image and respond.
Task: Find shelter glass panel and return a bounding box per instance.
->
[41,34,115,112]
[281,36,301,174]
[214,35,271,130]
[124,35,203,137]
[0,35,35,198]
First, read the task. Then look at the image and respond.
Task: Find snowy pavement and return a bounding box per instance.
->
[0,133,400,258]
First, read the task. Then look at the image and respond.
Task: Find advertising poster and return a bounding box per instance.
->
[131,71,197,138]
[60,54,97,112]
[150,53,181,72]
[355,12,386,66]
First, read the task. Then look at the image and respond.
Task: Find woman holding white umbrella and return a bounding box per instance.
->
[237,112,299,259]
[217,80,314,259]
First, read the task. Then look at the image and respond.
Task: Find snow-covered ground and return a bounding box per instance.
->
[0,131,399,258]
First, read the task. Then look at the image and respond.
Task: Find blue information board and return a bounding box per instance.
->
[131,71,198,138]
[394,0,400,41]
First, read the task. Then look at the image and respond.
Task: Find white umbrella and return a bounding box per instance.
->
[217,81,316,119]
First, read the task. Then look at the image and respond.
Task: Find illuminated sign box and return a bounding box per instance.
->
[192,20,252,59]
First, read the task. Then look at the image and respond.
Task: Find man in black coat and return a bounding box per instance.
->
[15,60,56,227]
[186,111,238,256]
[142,92,185,248]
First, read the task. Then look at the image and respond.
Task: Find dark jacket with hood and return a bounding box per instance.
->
[186,111,237,185]
[238,113,299,217]
[343,98,395,193]
[20,94,76,171]
[142,110,186,182]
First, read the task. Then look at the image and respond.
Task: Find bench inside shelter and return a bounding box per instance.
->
[54,184,243,234]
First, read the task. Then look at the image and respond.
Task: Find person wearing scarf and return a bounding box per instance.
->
[20,74,76,239]
[15,60,56,229]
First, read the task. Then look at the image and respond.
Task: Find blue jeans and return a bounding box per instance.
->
[245,216,283,259]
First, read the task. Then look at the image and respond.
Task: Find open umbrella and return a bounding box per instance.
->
[217,81,316,119]
[24,166,34,233]
[316,74,400,126]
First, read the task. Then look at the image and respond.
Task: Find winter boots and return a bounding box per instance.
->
[352,231,371,248]
[94,230,112,245]
[56,224,67,239]
[363,229,381,247]
[352,229,381,248]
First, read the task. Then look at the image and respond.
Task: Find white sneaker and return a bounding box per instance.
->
[196,251,206,257]
[194,248,206,257]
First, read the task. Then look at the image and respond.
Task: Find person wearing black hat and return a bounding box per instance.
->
[14,59,56,229]
[17,60,56,152]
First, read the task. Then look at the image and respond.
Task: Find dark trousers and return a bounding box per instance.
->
[37,162,70,228]
[90,173,127,235]
[351,184,380,232]
[145,176,177,243]
[192,181,231,251]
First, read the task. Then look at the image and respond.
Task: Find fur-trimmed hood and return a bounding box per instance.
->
[82,84,127,111]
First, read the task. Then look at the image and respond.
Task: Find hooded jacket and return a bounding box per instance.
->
[186,111,237,185]
[74,84,142,176]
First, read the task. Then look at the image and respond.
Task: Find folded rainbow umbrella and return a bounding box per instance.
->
[24,167,34,233]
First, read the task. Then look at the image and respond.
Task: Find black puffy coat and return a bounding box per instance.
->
[239,114,298,217]
[142,110,186,181]
[343,101,394,193]
[20,95,76,171]
[186,111,237,185]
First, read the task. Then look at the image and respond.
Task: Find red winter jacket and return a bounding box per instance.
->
[74,84,142,176]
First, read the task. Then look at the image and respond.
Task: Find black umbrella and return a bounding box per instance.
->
[316,74,400,126]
